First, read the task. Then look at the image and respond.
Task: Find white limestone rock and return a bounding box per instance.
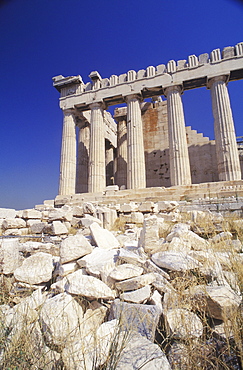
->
[81,214,102,227]
[60,233,93,263]
[109,299,161,341]
[22,209,42,219]
[51,220,68,235]
[39,292,84,348]
[72,205,84,217]
[166,223,190,241]
[0,238,21,274]
[149,290,163,313]
[82,301,108,335]
[120,285,151,304]
[138,215,160,253]
[120,202,138,212]
[14,252,54,284]
[3,227,29,236]
[0,208,16,218]
[109,263,143,281]
[152,273,175,294]
[54,261,78,278]
[18,241,58,255]
[130,211,144,224]
[164,308,203,339]
[115,334,171,370]
[62,319,119,370]
[189,285,242,320]
[83,202,97,214]
[2,218,26,230]
[158,200,179,212]
[30,222,46,234]
[96,206,117,230]
[138,201,155,213]
[89,222,120,249]
[14,288,47,317]
[143,259,170,280]
[65,270,116,300]
[115,272,156,292]
[118,248,146,265]
[152,251,202,271]
[211,231,233,244]
[77,248,119,277]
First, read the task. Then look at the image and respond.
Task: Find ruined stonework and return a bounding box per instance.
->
[115,101,219,188]
[53,42,243,195]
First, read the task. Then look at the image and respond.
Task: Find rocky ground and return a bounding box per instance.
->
[0,199,242,369]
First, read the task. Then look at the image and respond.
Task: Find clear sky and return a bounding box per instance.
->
[0,0,242,210]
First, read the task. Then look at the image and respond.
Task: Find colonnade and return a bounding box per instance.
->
[58,74,241,195]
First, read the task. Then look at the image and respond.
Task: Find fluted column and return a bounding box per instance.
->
[126,94,146,189]
[165,86,191,186]
[59,109,77,195]
[116,116,127,188]
[88,102,106,193]
[76,123,89,193]
[105,141,114,185]
[209,76,241,181]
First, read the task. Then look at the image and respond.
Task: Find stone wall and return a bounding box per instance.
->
[141,101,219,188]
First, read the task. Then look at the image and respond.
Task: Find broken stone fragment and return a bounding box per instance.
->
[39,292,84,348]
[109,299,161,341]
[152,251,202,271]
[115,272,156,292]
[138,215,160,253]
[77,248,119,277]
[81,214,102,227]
[164,308,203,339]
[89,222,120,249]
[50,220,68,235]
[30,222,46,234]
[115,334,172,370]
[0,238,22,274]
[64,270,116,300]
[22,209,42,219]
[2,218,26,229]
[188,284,242,320]
[60,233,93,263]
[120,285,151,304]
[14,252,54,284]
[108,263,144,281]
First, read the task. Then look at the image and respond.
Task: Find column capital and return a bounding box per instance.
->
[125,93,143,103]
[164,85,183,97]
[62,108,75,116]
[207,74,229,89]
[89,101,106,110]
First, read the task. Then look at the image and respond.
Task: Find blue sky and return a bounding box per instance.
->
[0,0,242,210]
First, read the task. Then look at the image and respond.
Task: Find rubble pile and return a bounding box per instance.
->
[0,199,242,369]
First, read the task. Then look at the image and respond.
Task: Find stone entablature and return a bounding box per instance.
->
[53,43,243,195]
[53,42,243,111]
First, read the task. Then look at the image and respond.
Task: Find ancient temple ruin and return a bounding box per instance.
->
[53,42,243,196]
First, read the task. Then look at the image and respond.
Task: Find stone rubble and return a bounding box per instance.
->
[0,199,242,369]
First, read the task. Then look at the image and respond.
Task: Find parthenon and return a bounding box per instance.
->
[53,42,243,196]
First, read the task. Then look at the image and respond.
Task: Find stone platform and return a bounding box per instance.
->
[54,180,243,208]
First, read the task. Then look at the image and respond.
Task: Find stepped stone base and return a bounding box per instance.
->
[54,180,243,208]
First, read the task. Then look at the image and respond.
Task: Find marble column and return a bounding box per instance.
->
[76,123,89,193]
[126,94,146,189]
[59,109,77,195]
[88,102,106,193]
[105,140,114,185]
[116,116,127,188]
[209,76,241,181]
[165,85,191,186]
